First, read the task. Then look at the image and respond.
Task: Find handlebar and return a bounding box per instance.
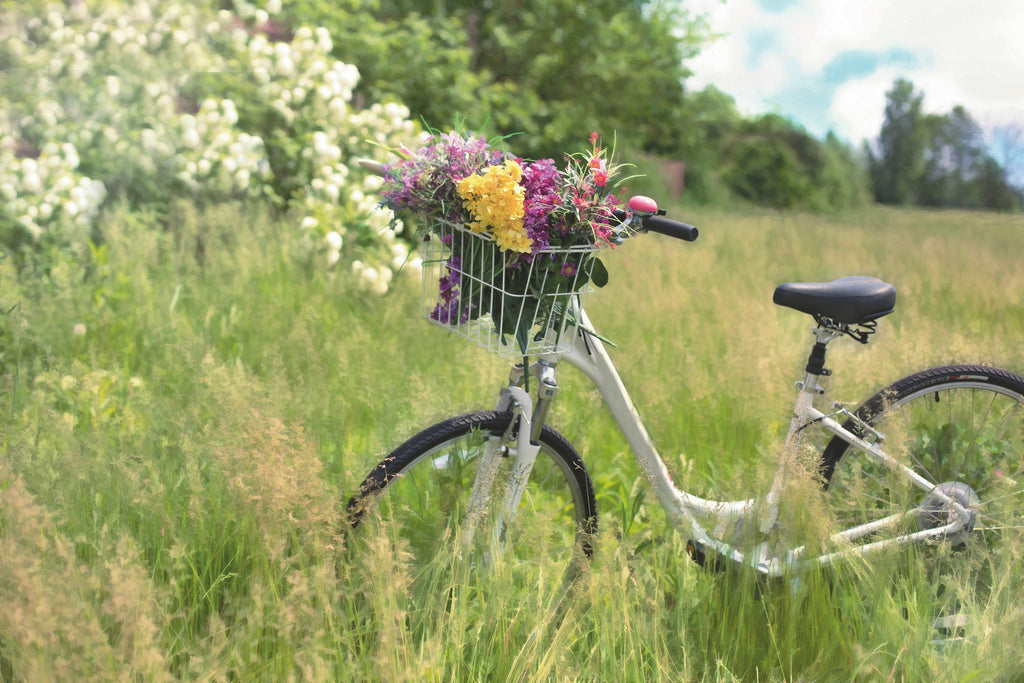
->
[622,195,698,242]
[611,196,699,243]
[637,213,699,242]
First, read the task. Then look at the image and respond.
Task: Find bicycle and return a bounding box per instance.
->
[346,192,1024,631]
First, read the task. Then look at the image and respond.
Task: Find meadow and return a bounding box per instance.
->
[2,200,1023,680]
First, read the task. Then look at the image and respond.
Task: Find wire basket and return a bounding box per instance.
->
[421,221,604,357]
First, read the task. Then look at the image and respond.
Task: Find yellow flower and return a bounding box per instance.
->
[456,160,531,253]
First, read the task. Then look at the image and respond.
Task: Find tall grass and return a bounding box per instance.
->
[1,200,1022,679]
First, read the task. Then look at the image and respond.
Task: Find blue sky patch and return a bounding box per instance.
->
[823,51,880,83]
[684,0,1024,146]
[823,48,924,84]
[884,48,922,69]
[746,29,783,69]
[755,0,802,12]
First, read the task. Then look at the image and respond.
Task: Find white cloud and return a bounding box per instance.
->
[828,69,900,148]
[686,0,1024,145]
[686,0,792,113]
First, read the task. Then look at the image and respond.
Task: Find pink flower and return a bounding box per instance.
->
[589,156,608,187]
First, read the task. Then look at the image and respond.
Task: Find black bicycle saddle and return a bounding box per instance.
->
[773,276,896,325]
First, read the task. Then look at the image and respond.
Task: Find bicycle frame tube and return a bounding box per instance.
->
[552,308,972,575]
[471,303,971,575]
[554,311,756,551]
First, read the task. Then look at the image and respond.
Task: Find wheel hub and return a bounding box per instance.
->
[918,481,980,545]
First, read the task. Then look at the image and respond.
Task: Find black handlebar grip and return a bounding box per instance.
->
[643,215,699,242]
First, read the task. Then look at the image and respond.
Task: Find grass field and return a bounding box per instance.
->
[2,200,1023,680]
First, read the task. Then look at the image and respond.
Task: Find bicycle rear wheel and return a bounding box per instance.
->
[347,411,597,593]
[819,365,1024,624]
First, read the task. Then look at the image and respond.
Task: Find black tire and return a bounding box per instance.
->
[347,411,597,590]
[820,365,1024,615]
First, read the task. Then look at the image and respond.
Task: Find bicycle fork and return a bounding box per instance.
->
[460,361,559,562]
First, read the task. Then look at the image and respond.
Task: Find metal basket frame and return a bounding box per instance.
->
[421,221,604,357]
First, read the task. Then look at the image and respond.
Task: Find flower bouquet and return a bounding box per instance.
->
[379,131,631,356]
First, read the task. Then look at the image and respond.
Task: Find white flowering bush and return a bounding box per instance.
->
[169,99,270,199]
[0,140,106,251]
[0,0,420,292]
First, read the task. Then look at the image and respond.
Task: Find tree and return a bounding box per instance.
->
[283,0,706,160]
[869,79,1019,211]
[816,132,872,210]
[918,106,994,207]
[916,112,956,207]
[718,115,867,211]
[975,157,1020,211]
[281,1,485,132]
[672,85,743,203]
[869,78,927,205]
[281,0,871,211]
[903,102,1017,210]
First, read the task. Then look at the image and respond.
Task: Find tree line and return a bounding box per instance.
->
[281,0,1020,212]
[869,78,1021,211]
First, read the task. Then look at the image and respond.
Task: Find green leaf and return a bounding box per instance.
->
[590,257,608,288]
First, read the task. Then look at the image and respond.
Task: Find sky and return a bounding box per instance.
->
[683,0,1024,158]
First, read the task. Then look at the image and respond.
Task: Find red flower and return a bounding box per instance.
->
[589,156,608,187]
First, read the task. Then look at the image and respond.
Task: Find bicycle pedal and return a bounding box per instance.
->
[686,539,730,573]
[685,539,706,566]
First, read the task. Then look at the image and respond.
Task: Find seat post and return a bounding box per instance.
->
[762,323,847,536]
[799,325,842,395]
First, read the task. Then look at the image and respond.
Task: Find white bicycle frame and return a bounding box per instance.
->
[476,305,975,578]
[354,158,974,576]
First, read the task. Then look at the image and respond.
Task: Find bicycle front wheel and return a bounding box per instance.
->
[819,365,1024,616]
[347,411,597,592]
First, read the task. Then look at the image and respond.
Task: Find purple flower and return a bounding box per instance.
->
[521,159,562,254]
[381,132,506,224]
[430,256,470,324]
